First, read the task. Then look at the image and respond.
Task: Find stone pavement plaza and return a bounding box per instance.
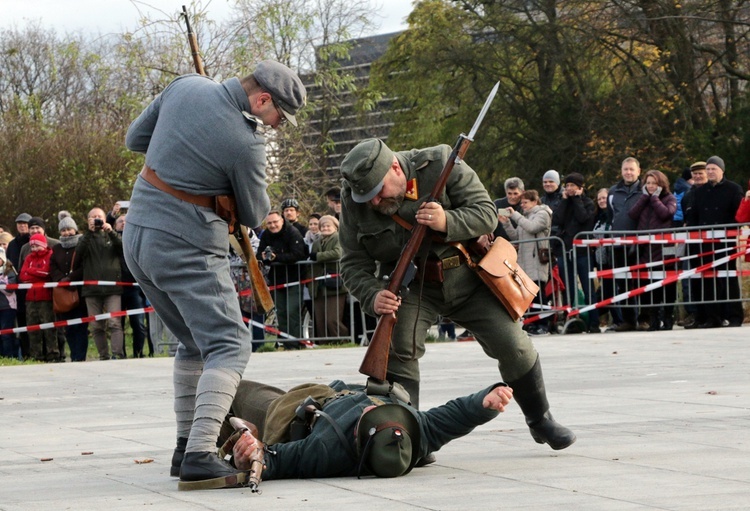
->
[1,328,748,511]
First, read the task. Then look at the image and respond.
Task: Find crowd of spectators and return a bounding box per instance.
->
[3,155,748,361]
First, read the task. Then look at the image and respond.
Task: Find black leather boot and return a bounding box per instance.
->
[507,357,576,450]
[178,451,248,490]
[170,437,188,477]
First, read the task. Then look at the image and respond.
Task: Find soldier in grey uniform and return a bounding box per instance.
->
[339,139,575,450]
[123,61,306,487]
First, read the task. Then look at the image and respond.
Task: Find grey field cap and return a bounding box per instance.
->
[15,213,32,223]
[340,139,395,203]
[253,60,307,127]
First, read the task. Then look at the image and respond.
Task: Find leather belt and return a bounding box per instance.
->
[140,165,214,208]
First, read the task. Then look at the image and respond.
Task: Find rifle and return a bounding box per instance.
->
[181,5,206,75]
[359,82,500,382]
[180,6,275,316]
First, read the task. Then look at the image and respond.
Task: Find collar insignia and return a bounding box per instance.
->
[405,178,419,201]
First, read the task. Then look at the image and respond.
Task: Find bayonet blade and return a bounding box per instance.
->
[467,81,500,141]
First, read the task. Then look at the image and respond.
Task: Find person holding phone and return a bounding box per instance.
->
[74,208,124,359]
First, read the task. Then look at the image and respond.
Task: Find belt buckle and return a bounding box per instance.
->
[442,255,461,270]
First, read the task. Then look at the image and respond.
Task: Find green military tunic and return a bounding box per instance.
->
[340,144,537,383]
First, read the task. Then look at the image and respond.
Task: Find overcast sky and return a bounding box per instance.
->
[2,0,412,37]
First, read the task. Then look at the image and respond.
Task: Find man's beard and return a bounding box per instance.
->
[370,194,404,216]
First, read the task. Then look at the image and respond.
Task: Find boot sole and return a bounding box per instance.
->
[178,471,250,490]
[531,432,577,450]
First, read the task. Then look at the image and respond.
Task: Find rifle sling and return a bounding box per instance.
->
[390,214,448,244]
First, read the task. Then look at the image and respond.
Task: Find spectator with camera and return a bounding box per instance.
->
[74,207,125,360]
[257,210,307,349]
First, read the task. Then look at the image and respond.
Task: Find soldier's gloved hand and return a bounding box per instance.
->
[233,429,265,471]
[482,385,513,412]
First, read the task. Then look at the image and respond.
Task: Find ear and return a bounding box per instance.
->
[249,91,273,110]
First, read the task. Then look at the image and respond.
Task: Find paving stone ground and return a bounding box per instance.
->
[1,327,748,510]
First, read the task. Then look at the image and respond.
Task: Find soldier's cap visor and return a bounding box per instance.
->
[340,139,394,203]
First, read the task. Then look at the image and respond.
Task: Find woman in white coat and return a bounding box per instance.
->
[500,190,553,335]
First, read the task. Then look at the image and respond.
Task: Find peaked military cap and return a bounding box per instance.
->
[340,139,395,203]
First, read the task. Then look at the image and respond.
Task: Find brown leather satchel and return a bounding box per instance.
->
[456,237,539,321]
[53,252,80,314]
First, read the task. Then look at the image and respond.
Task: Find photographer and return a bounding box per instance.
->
[74,207,124,360]
[257,211,307,349]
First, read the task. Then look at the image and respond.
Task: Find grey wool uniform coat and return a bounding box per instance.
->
[123,74,270,374]
[339,144,538,384]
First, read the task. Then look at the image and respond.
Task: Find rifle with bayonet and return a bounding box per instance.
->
[359,82,500,382]
[179,6,275,317]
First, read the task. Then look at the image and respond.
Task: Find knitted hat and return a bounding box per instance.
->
[58,211,78,232]
[564,172,585,188]
[28,216,45,230]
[706,156,725,172]
[542,170,560,185]
[0,232,13,245]
[29,233,47,248]
[681,167,692,181]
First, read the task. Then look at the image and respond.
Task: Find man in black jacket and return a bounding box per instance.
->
[257,211,307,348]
[684,156,744,328]
[552,173,598,331]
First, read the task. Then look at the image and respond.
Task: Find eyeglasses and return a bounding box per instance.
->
[273,100,287,126]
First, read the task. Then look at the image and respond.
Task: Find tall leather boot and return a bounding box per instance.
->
[507,356,576,450]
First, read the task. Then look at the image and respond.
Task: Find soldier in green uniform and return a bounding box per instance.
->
[338,139,575,450]
[224,379,515,479]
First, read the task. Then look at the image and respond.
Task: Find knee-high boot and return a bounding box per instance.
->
[507,356,576,450]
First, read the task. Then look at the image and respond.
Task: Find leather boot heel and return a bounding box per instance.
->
[170,437,188,477]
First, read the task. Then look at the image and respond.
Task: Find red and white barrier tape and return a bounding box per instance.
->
[567,248,748,318]
[0,307,154,336]
[573,228,749,246]
[588,246,735,279]
[0,280,139,291]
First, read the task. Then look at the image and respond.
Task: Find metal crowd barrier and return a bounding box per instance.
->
[568,223,750,330]
[231,258,371,347]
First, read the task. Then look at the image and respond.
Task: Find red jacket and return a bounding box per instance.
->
[735,199,750,223]
[20,248,53,301]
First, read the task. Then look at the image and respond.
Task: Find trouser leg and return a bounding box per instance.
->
[86,296,110,360]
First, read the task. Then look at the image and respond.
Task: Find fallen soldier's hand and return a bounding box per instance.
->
[482,385,513,412]
[233,429,265,471]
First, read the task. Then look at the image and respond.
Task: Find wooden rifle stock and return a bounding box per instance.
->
[182,5,206,76]
[180,5,274,316]
[359,135,473,381]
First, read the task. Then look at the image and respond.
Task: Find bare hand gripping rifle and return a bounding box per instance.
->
[181,6,275,315]
[359,82,500,382]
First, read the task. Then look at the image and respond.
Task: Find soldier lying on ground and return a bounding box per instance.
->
[206,379,513,484]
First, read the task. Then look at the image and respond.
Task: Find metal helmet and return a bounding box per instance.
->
[281,198,300,210]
